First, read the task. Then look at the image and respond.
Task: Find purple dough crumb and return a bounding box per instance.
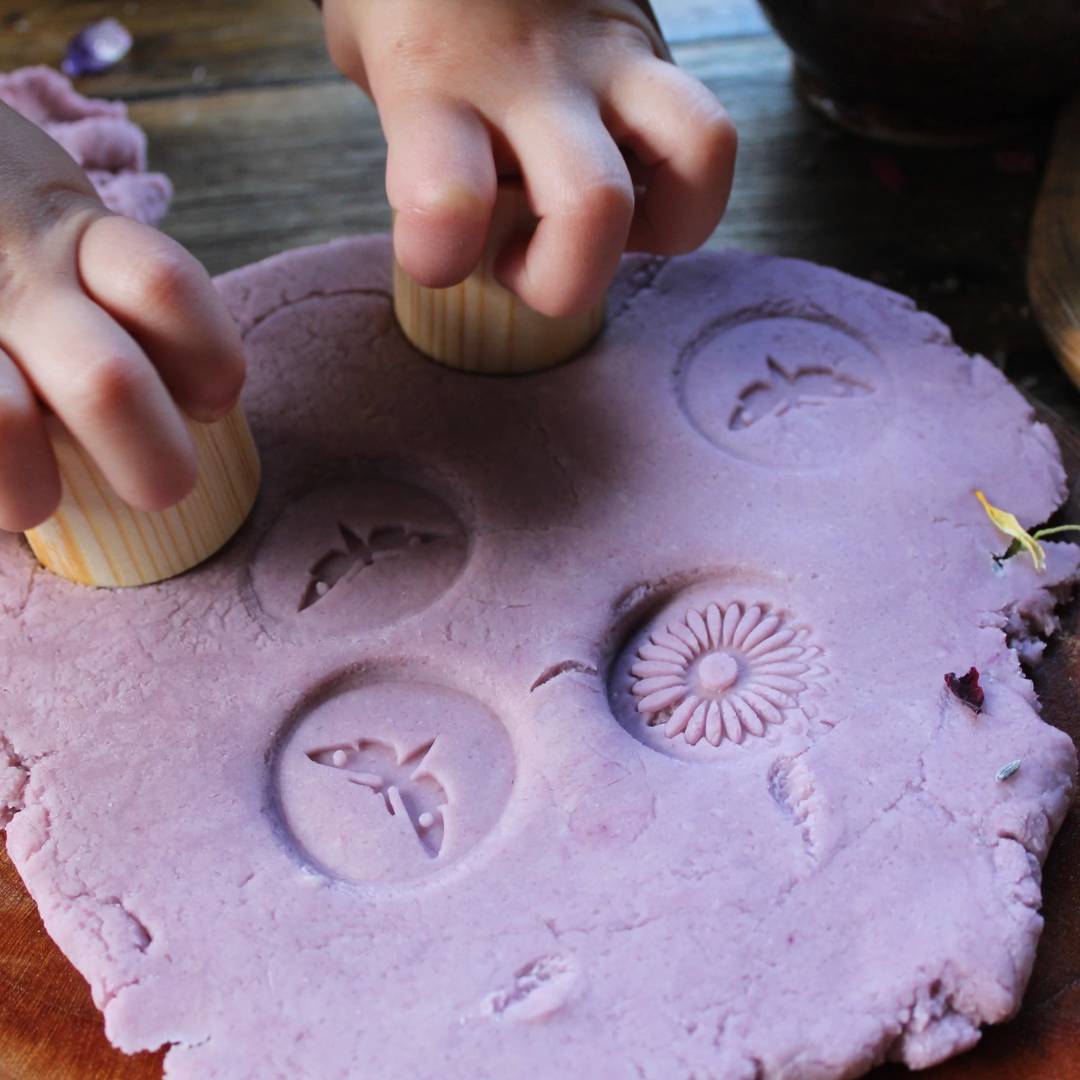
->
[61,18,132,78]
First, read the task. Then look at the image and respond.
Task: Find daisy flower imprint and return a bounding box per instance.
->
[630,602,822,747]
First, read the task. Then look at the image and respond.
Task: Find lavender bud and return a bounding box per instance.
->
[62,18,133,78]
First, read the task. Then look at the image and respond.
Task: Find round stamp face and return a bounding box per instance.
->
[252,477,468,636]
[610,582,826,762]
[678,317,889,468]
[274,682,515,884]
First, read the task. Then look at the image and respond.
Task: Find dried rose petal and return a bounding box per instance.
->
[945,667,984,713]
[61,18,132,78]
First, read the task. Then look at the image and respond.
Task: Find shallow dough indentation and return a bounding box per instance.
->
[610,581,827,761]
[679,316,888,468]
[274,681,515,884]
[252,476,468,637]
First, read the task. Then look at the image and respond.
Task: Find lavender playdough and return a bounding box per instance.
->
[0,66,172,225]
[0,237,1077,1080]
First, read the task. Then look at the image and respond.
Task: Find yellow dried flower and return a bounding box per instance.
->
[975,491,1046,572]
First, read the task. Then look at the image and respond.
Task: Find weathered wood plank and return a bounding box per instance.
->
[0,844,165,1080]
[131,80,390,276]
[0,0,336,99]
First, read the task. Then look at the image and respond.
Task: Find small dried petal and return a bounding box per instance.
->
[62,18,133,78]
[976,491,1046,572]
[996,759,1022,782]
[945,667,984,714]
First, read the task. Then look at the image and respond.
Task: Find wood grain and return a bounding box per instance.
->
[394,185,605,373]
[25,408,260,587]
[0,0,335,101]
[1028,87,1080,395]
[0,850,164,1080]
[128,81,389,277]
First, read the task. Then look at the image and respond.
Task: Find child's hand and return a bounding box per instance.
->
[322,0,737,317]
[0,102,246,532]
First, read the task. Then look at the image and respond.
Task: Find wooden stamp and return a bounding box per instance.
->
[393,183,606,374]
[1029,87,1080,392]
[24,407,260,587]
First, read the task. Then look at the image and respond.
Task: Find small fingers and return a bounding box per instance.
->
[608,58,737,256]
[497,103,634,317]
[0,345,59,531]
[384,96,497,288]
[4,291,198,513]
[78,215,247,423]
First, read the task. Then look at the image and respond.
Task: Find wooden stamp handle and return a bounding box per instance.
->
[24,407,260,587]
[393,183,606,374]
[1029,86,1080,389]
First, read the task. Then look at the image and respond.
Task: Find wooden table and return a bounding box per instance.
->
[1,3,1079,1078]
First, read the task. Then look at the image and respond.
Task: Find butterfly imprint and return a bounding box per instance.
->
[299,522,449,612]
[307,737,448,857]
[729,355,874,431]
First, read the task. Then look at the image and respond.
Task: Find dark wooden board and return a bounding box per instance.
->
[0,0,336,100]
[128,81,390,278]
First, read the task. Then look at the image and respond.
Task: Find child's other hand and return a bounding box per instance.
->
[322,0,737,317]
[0,103,246,531]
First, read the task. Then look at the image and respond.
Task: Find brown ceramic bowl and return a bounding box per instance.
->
[756,0,1080,145]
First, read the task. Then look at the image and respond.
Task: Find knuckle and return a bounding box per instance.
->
[74,353,145,417]
[401,181,488,231]
[527,274,602,320]
[700,109,738,161]
[127,245,199,313]
[0,382,36,438]
[685,93,738,160]
[200,349,247,415]
[562,176,634,228]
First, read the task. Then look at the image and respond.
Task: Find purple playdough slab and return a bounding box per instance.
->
[0,237,1077,1080]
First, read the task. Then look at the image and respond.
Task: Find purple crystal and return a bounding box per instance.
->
[61,18,133,78]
